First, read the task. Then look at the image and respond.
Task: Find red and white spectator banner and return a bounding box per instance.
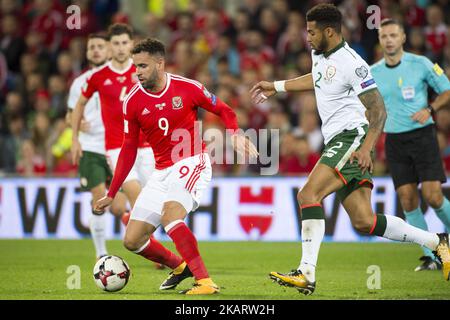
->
[0,177,448,241]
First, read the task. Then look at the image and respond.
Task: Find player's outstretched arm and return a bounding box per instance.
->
[70,95,88,165]
[250,73,314,104]
[198,90,259,159]
[350,88,387,174]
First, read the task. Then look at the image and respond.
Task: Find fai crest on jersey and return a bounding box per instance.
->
[355,66,368,79]
[172,96,183,109]
[324,65,336,83]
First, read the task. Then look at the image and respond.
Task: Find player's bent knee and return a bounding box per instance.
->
[110,203,126,217]
[123,236,142,252]
[297,189,320,206]
[398,196,418,212]
[352,219,373,234]
[423,191,443,209]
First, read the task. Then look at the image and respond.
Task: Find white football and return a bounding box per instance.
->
[93,255,131,292]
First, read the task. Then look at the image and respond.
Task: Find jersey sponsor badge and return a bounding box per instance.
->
[141,108,150,115]
[401,86,415,101]
[103,79,113,86]
[355,66,368,79]
[360,78,375,89]
[433,63,444,76]
[172,96,183,109]
[155,103,166,110]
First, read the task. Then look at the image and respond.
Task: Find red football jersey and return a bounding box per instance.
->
[122,73,239,170]
[82,60,149,150]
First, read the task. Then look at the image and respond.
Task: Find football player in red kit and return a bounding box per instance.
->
[95,38,258,295]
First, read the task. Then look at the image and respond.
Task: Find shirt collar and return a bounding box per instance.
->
[323,39,346,58]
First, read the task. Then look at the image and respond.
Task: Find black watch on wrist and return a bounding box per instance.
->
[426,105,435,115]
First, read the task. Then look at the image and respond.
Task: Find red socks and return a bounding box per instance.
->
[121,211,130,226]
[136,236,182,270]
[166,221,209,280]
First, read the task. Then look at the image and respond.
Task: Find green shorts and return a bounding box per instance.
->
[319,125,373,201]
[78,151,112,191]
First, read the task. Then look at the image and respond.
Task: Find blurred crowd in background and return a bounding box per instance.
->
[0,0,449,178]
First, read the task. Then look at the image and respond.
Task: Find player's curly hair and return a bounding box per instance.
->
[107,23,133,40]
[131,38,166,58]
[306,3,342,33]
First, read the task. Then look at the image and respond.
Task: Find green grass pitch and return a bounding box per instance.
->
[0,240,449,300]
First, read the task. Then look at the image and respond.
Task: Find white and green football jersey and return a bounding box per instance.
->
[311,40,377,144]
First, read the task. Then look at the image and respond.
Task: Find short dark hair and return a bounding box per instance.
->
[379,18,404,31]
[131,38,165,57]
[306,4,342,33]
[88,33,108,41]
[107,23,133,40]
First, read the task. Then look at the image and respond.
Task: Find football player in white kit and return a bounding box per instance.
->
[251,3,450,295]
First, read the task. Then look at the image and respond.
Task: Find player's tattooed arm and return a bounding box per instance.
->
[358,88,387,151]
[350,88,386,174]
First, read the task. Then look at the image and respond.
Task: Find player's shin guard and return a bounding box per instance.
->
[165,220,209,280]
[370,214,439,250]
[404,208,435,259]
[133,237,183,270]
[89,212,107,258]
[298,204,325,283]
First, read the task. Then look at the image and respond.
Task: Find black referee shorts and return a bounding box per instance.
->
[385,124,447,190]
